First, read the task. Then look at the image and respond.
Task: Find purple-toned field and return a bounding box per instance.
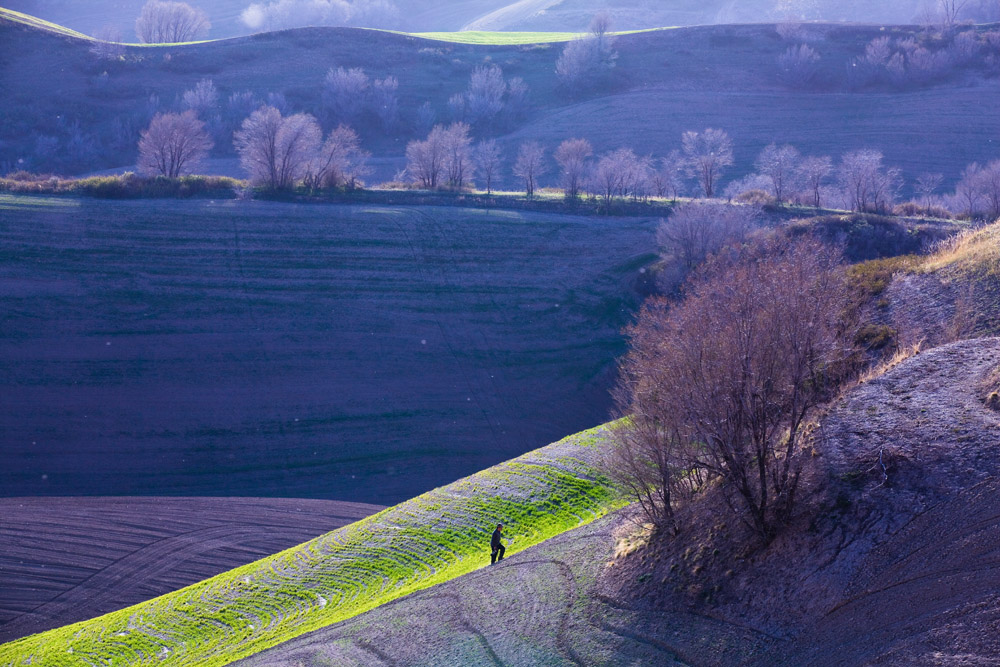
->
[0,496,383,642]
[0,195,655,505]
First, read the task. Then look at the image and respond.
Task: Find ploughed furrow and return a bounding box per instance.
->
[0,424,624,667]
[0,497,381,642]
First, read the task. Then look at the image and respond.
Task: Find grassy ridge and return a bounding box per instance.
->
[0,7,93,39]
[0,8,590,46]
[0,424,624,667]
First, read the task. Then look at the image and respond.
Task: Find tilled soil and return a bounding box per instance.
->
[0,496,382,642]
[0,197,654,504]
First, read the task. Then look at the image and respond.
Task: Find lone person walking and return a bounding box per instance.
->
[490,523,505,564]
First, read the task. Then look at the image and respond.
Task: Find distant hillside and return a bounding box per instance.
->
[2,12,999,194]
[9,0,998,40]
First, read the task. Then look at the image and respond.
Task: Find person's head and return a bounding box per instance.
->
[496,523,503,531]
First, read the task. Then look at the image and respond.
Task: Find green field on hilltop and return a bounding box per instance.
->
[0,424,626,667]
[410,30,583,44]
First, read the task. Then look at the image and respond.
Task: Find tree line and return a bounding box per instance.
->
[136,107,1000,221]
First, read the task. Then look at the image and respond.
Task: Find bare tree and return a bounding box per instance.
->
[799,155,832,208]
[90,25,125,61]
[915,172,944,208]
[135,0,210,43]
[239,0,399,31]
[614,237,852,540]
[137,111,212,177]
[182,78,218,118]
[513,141,546,198]
[323,66,369,123]
[956,162,986,216]
[658,150,686,201]
[656,202,759,271]
[956,160,1000,219]
[590,10,613,52]
[234,106,321,189]
[448,93,468,122]
[416,102,436,135]
[982,160,1000,221]
[305,124,370,189]
[939,0,970,26]
[554,138,593,199]
[473,140,503,194]
[370,76,399,131]
[442,122,473,189]
[838,149,901,213]
[590,149,627,205]
[505,77,529,122]
[682,128,734,199]
[555,12,617,87]
[755,143,801,203]
[405,124,449,189]
[777,44,821,87]
[466,64,507,127]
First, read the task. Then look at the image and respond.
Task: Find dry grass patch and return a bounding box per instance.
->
[921,222,1000,279]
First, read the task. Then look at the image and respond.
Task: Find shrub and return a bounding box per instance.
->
[614,237,853,540]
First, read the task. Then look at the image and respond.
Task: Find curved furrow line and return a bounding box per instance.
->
[0,425,624,667]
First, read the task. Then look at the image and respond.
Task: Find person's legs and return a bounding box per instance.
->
[497,544,505,561]
[491,548,498,565]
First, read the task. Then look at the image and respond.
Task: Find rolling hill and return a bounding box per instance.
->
[0,497,383,642]
[0,194,656,504]
[8,337,994,665]
[1,0,961,41]
[0,424,624,666]
[233,337,1000,666]
[2,11,999,192]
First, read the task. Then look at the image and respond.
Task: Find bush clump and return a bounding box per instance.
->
[0,172,244,198]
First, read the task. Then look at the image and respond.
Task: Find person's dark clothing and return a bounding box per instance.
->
[490,528,505,564]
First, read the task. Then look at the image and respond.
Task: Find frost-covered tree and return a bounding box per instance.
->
[135,0,210,43]
[466,64,507,126]
[323,67,369,122]
[554,138,593,198]
[137,111,213,177]
[406,125,450,189]
[90,25,124,61]
[182,78,218,118]
[798,155,833,208]
[838,149,901,213]
[305,124,369,189]
[473,140,503,194]
[681,128,734,198]
[777,44,820,88]
[234,106,321,189]
[555,12,618,87]
[370,76,399,131]
[442,123,473,189]
[755,143,801,203]
[513,141,546,197]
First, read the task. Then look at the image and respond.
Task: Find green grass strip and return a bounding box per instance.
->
[0,7,93,39]
[1,8,676,47]
[408,30,584,44]
[0,423,625,667]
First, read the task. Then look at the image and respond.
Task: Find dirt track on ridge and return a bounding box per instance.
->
[0,496,382,642]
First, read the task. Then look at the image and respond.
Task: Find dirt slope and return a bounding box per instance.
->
[0,497,382,643]
[238,338,1000,665]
